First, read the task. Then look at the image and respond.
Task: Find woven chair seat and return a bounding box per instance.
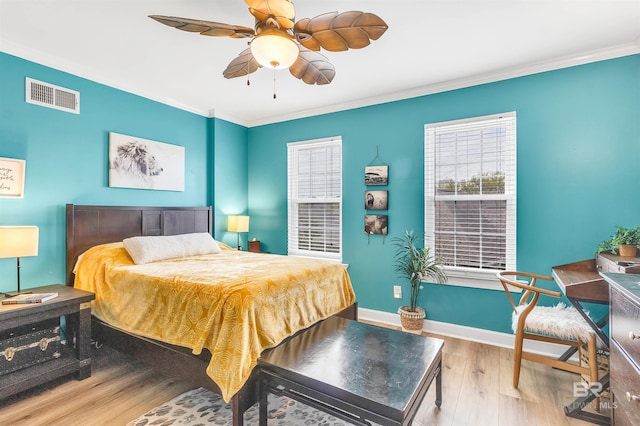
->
[498,271,599,391]
[513,303,595,341]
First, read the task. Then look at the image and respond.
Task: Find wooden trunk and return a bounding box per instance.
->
[0,319,65,376]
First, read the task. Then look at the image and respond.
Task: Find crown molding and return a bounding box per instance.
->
[0,38,211,118]
[208,109,251,126]
[242,41,640,127]
[3,37,638,128]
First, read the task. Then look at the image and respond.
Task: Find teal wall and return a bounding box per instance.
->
[0,52,247,292]
[248,54,640,333]
[213,118,249,248]
[2,50,638,336]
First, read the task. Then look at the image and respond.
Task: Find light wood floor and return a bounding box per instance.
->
[0,323,607,426]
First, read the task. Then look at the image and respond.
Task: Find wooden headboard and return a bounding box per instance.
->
[66,204,212,286]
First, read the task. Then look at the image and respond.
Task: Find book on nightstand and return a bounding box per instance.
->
[2,292,59,305]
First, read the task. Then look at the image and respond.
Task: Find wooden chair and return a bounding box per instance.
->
[497,271,598,390]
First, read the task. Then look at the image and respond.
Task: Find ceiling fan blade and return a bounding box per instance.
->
[223,48,262,79]
[149,15,255,38]
[245,0,295,29]
[289,48,336,85]
[294,11,388,52]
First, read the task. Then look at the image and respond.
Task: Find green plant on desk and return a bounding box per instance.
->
[596,225,640,255]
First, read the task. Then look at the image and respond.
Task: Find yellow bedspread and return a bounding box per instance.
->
[73,243,355,401]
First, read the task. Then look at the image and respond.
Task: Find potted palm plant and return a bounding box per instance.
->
[597,225,640,257]
[392,230,447,334]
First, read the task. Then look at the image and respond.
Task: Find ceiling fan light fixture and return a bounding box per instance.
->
[250,29,298,69]
[151,6,388,89]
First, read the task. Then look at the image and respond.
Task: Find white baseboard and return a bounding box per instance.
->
[358,307,578,359]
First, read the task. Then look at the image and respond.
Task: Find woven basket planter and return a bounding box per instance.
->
[399,306,425,334]
[619,244,638,257]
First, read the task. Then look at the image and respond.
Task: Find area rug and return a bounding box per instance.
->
[127,386,354,425]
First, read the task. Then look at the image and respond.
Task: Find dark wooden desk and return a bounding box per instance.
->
[258,317,443,426]
[552,258,612,425]
[552,258,610,346]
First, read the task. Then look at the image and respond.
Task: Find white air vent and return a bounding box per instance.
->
[26,77,80,114]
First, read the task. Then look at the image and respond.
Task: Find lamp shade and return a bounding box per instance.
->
[0,226,39,258]
[250,29,299,69]
[227,216,250,233]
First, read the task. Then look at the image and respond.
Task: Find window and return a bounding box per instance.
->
[288,137,342,261]
[424,112,516,290]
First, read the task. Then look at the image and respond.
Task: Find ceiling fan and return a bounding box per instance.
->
[149,0,388,87]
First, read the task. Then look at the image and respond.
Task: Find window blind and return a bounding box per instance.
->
[425,112,516,272]
[288,137,342,260]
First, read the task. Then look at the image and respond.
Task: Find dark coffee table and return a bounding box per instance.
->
[258,316,443,426]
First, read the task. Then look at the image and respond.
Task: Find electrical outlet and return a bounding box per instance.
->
[393,285,402,299]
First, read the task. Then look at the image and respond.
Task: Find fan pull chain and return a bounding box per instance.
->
[246,55,251,86]
[273,69,277,99]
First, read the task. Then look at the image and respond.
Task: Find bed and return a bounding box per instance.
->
[65,204,357,426]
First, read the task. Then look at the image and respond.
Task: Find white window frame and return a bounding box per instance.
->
[287,137,342,262]
[424,112,516,291]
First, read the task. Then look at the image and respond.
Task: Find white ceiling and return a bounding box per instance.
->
[1,1,639,127]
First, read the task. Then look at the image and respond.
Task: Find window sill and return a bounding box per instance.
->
[421,267,517,292]
[288,254,346,268]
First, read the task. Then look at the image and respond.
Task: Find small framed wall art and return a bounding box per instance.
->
[365,215,388,235]
[365,165,388,186]
[365,190,388,210]
[0,157,26,198]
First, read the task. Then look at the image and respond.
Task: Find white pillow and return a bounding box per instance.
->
[123,233,221,265]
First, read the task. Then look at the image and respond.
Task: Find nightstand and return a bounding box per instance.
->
[0,284,94,399]
[249,240,261,253]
